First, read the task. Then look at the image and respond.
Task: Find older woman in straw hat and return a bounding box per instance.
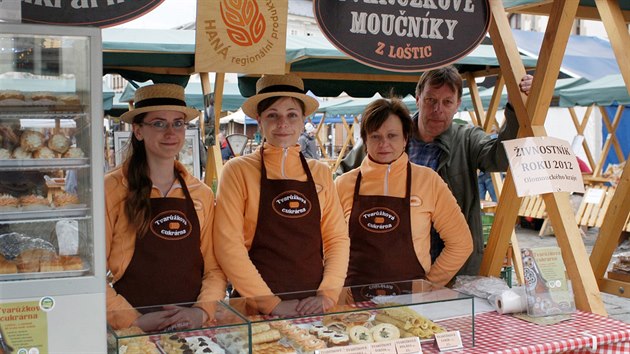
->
[105,83,227,331]
[213,74,349,316]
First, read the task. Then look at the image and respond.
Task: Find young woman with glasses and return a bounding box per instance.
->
[104,84,226,332]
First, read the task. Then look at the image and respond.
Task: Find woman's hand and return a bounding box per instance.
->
[296,295,335,316]
[158,306,207,331]
[270,300,299,317]
[132,308,179,332]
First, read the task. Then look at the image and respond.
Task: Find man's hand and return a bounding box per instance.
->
[520,74,533,96]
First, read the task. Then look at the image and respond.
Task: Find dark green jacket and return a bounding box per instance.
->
[336,104,520,276]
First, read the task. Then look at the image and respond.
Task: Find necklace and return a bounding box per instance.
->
[161,177,177,197]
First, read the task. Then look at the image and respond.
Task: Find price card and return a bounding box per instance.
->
[434,331,463,352]
[316,343,371,354]
[370,341,396,353]
[395,337,423,354]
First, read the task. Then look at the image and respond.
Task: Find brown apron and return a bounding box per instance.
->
[114,172,202,313]
[347,163,425,300]
[242,146,324,300]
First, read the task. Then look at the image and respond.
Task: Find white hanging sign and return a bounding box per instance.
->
[503,137,585,197]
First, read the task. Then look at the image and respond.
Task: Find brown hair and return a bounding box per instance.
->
[415,65,463,99]
[360,97,413,147]
[257,96,306,116]
[123,113,152,238]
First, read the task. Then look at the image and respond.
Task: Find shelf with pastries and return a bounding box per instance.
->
[0,192,88,222]
[0,222,90,281]
[0,90,86,114]
[106,280,475,353]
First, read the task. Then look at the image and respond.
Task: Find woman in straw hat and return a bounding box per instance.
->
[334,97,472,300]
[213,74,349,316]
[105,83,226,331]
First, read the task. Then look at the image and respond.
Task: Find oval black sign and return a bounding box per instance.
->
[151,210,192,241]
[22,0,164,28]
[314,0,490,72]
[359,207,400,233]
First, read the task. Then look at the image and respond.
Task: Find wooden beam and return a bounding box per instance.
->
[465,72,487,128]
[506,2,630,22]
[484,74,505,133]
[103,65,194,76]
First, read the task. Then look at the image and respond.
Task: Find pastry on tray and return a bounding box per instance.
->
[33,146,56,159]
[40,255,64,272]
[19,194,50,210]
[53,192,80,208]
[12,146,32,159]
[62,146,84,158]
[0,194,19,211]
[58,94,80,105]
[60,255,83,271]
[0,148,11,159]
[20,130,45,152]
[30,92,58,102]
[0,90,25,102]
[0,255,17,274]
[15,248,57,273]
[47,133,71,154]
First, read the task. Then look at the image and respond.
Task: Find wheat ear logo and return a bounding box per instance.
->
[220,0,266,46]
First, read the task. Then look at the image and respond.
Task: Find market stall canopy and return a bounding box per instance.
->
[460,77,588,111]
[503,0,630,22]
[238,35,538,98]
[219,109,257,125]
[511,29,619,81]
[558,74,630,107]
[102,28,195,85]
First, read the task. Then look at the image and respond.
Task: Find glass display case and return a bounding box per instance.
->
[106,280,474,353]
[0,23,106,353]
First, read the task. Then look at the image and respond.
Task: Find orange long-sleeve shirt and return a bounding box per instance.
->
[213,144,350,314]
[335,153,472,286]
[105,161,227,329]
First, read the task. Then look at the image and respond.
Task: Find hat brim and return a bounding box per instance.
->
[241,92,319,118]
[120,105,199,124]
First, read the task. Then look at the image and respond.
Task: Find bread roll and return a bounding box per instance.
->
[52,192,80,208]
[47,133,70,154]
[12,146,32,159]
[20,130,45,152]
[0,148,11,159]
[0,255,17,274]
[60,255,83,270]
[58,95,80,105]
[0,193,19,209]
[33,146,56,159]
[40,256,64,272]
[15,248,56,273]
[19,194,50,210]
[62,147,84,158]
[30,92,57,102]
[0,90,25,101]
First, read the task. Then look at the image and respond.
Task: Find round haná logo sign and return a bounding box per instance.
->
[314,0,490,72]
[21,0,164,28]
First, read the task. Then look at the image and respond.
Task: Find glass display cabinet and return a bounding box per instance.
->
[106,280,474,353]
[0,23,106,353]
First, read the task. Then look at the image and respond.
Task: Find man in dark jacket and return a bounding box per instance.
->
[337,66,532,277]
[298,122,320,159]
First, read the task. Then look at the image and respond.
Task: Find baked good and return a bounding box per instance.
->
[11,147,32,159]
[0,255,17,274]
[47,133,71,154]
[60,255,83,270]
[0,148,11,159]
[19,194,50,210]
[53,192,80,208]
[30,92,57,102]
[0,193,19,210]
[348,325,373,344]
[329,333,350,346]
[62,147,84,158]
[40,256,64,272]
[0,90,25,101]
[33,146,56,159]
[15,248,56,273]
[371,323,400,342]
[20,130,45,152]
[58,94,80,105]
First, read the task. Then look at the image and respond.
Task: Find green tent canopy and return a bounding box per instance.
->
[558,74,630,107]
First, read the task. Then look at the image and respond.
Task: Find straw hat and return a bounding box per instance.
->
[120,83,199,124]
[241,74,319,118]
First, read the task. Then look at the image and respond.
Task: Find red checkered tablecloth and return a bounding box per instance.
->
[419,310,630,354]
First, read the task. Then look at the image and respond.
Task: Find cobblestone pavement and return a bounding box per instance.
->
[513,224,630,324]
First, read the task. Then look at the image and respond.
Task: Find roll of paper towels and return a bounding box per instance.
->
[494,288,527,314]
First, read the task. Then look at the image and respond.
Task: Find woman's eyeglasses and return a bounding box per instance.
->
[141,120,187,131]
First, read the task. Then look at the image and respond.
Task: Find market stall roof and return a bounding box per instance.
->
[219,109,258,125]
[238,35,539,98]
[503,0,630,21]
[558,74,630,107]
[119,81,246,111]
[102,28,195,85]
[460,77,588,111]
[511,29,619,81]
